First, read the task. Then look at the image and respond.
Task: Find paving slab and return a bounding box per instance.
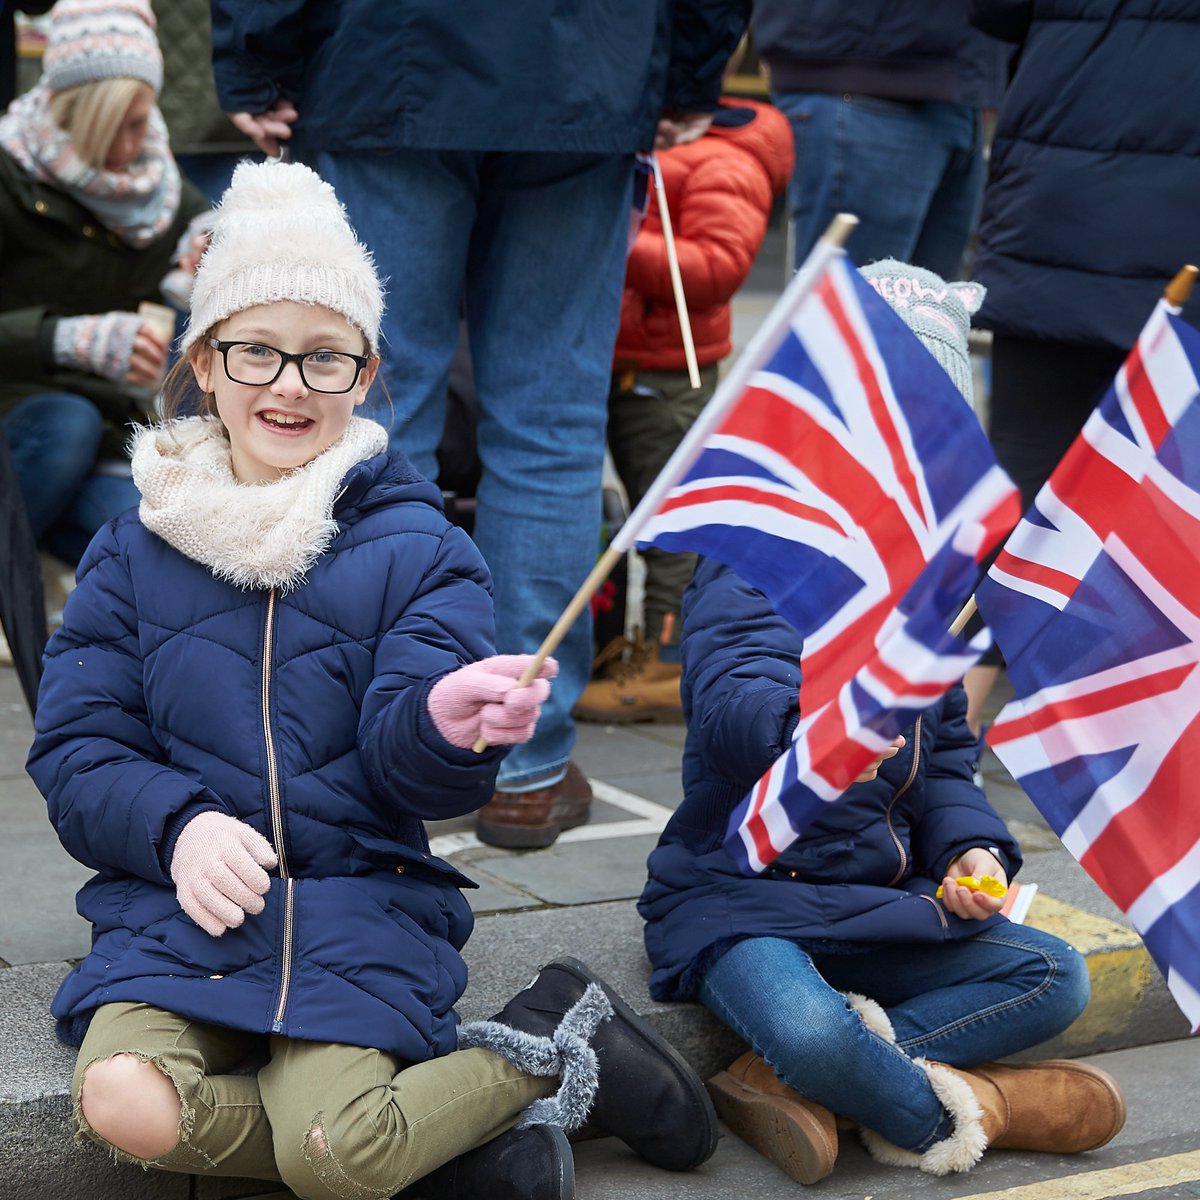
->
[467,834,660,906]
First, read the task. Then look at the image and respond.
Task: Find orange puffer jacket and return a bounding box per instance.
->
[614,97,793,373]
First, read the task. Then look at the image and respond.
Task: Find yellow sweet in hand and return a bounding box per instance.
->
[936,874,1008,900]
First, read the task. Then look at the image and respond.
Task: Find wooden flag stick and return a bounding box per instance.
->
[948,595,977,637]
[1165,264,1198,307]
[653,155,702,389]
[472,545,624,753]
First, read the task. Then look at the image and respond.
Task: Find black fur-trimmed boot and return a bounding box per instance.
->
[467,957,718,1172]
[410,1125,575,1200]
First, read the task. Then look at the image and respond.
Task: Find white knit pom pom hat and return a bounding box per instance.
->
[182,160,384,355]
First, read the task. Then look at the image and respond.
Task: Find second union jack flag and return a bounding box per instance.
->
[635,254,1019,873]
[977,299,1200,1031]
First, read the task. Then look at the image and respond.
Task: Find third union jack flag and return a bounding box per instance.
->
[633,254,1019,873]
[977,298,1200,1031]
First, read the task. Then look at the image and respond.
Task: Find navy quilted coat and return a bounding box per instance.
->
[639,559,1023,1001]
[210,0,750,155]
[27,450,506,1060]
[971,0,1200,347]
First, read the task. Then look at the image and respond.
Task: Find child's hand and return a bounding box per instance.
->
[170,812,278,938]
[939,847,1008,920]
[853,735,905,783]
[427,655,558,749]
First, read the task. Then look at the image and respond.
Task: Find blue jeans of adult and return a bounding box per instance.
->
[2,392,139,564]
[317,150,632,788]
[698,925,1090,1153]
[773,92,985,280]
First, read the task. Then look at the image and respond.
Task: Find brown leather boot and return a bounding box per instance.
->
[475,762,592,849]
[707,1052,837,1184]
[573,630,682,724]
[860,1057,1126,1177]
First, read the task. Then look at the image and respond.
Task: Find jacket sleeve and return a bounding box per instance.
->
[626,150,773,309]
[664,0,751,112]
[357,523,507,820]
[682,558,802,789]
[210,0,309,113]
[909,686,1023,884]
[26,525,226,886]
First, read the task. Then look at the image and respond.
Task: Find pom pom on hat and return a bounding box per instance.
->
[859,259,985,406]
[183,161,384,355]
[42,0,162,95]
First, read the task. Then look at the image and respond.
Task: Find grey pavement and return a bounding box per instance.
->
[3,655,1197,1199]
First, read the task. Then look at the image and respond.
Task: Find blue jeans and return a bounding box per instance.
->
[698,926,1090,1153]
[2,393,138,563]
[317,150,632,787]
[774,92,985,279]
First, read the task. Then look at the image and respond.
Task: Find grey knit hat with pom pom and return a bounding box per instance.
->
[183,160,384,354]
[860,259,985,406]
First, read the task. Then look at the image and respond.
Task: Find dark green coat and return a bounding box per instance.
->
[0,148,209,423]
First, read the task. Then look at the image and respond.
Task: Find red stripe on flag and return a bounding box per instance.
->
[658,483,848,535]
[993,547,1082,601]
[1080,702,1200,909]
[717,385,926,587]
[1123,342,1171,450]
[817,274,925,523]
[987,662,1194,745]
[866,652,962,702]
[744,769,777,868]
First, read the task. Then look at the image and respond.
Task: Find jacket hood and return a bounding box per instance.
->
[706,98,794,195]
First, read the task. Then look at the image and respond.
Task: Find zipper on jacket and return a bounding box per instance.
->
[921,892,950,932]
[261,589,295,1032]
[884,715,922,887]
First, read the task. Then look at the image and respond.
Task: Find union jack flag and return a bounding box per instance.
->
[977,298,1200,1032]
[617,251,1020,873]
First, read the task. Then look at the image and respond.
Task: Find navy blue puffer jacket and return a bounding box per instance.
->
[638,559,1022,1001]
[971,0,1200,347]
[28,446,506,1060]
[210,0,750,155]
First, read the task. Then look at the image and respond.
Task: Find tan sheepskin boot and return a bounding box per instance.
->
[707,1052,838,1185]
[860,1057,1127,1176]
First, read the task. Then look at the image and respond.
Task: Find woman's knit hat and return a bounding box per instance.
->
[182,160,384,355]
[42,0,163,95]
[860,259,985,405]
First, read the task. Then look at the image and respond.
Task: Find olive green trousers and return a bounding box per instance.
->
[608,366,718,644]
[72,1002,552,1200]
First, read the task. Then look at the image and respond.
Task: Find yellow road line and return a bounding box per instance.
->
[958,1150,1200,1200]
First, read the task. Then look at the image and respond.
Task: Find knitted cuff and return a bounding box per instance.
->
[53,311,142,384]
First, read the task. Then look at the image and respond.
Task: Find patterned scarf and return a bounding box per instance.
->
[0,83,180,248]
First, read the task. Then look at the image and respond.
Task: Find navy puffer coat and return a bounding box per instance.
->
[638,559,1022,1001]
[28,446,506,1060]
[971,0,1200,347]
[210,0,750,155]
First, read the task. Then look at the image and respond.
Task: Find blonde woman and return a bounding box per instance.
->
[0,0,208,564]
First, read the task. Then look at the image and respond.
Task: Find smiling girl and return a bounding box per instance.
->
[26,159,716,1200]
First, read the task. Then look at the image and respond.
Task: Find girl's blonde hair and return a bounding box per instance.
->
[159,339,219,423]
[50,77,149,169]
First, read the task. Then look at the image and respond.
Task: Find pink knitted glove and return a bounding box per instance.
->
[169,811,278,938]
[427,655,558,749]
[52,312,143,384]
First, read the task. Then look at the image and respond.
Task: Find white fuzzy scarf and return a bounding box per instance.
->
[131,416,389,592]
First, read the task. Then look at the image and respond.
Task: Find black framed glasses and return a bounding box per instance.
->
[207,339,370,395]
